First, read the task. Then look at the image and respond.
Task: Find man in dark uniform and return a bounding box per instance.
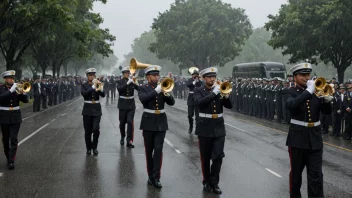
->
[343,84,352,140]
[284,63,332,197]
[0,70,29,169]
[138,65,175,189]
[194,67,232,195]
[41,78,48,109]
[81,68,105,155]
[186,69,203,133]
[116,67,138,148]
[110,75,116,100]
[330,84,345,137]
[32,76,41,112]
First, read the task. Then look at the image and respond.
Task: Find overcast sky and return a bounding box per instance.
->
[93,0,288,63]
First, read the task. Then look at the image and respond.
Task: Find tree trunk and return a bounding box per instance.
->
[52,66,56,78]
[337,66,347,83]
[64,63,68,76]
[57,66,61,77]
[6,59,15,70]
[74,68,78,76]
[41,67,46,78]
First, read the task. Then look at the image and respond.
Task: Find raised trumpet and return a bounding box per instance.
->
[159,77,174,96]
[214,80,232,98]
[93,79,103,91]
[314,77,334,96]
[130,58,150,75]
[16,82,31,94]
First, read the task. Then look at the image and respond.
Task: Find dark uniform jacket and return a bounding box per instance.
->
[285,86,332,150]
[33,82,41,97]
[81,82,105,116]
[138,83,175,131]
[116,78,138,109]
[194,85,233,137]
[0,84,29,124]
[186,78,203,105]
[41,82,47,97]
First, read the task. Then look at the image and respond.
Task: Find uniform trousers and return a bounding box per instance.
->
[198,136,225,185]
[143,130,166,179]
[288,147,324,198]
[1,123,21,163]
[83,115,101,150]
[187,105,199,128]
[119,109,135,143]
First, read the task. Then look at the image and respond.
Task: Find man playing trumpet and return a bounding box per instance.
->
[194,67,232,194]
[81,68,105,156]
[0,70,29,169]
[116,67,138,148]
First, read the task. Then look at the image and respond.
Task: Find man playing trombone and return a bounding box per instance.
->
[138,65,175,189]
[81,68,105,156]
[194,67,232,194]
[186,68,203,133]
[116,67,138,148]
[284,63,332,197]
[0,70,29,169]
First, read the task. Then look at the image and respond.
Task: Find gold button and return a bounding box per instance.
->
[156,100,158,102]
[156,104,158,106]
[214,110,216,112]
[309,114,311,117]
[156,107,159,109]
[10,104,12,106]
[214,105,216,107]
[308,110,310,113]
[309,119,312,121]
[307,100,310,102]
[307,106,310,109]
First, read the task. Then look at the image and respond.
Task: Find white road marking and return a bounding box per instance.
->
[225,123,245,132]
[164,138,182,154]
[265,168,282,178]
[51,119,56,122]
[61,113,66,116]
[18,123,50,146]
[67,98,81,106]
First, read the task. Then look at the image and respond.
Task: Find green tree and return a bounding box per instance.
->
[149,0,252,70]
[265,0,352,82]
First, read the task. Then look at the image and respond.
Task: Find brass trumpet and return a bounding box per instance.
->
[214,80,232,98]
[93,79,103,91]
[16,82,31,94]
[314,77,334,96]
[159,77,174,96]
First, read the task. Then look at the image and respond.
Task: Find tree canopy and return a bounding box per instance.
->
[265,0,352,82]
[149,0,252,70]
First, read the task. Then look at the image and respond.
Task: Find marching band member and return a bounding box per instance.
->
[138,65,175,189]
[81,68,105,156]
[0,70,29,169]
[194,67,232,194]
[116,67,138,148]
[186,69,203,133]
[284,63,332,197]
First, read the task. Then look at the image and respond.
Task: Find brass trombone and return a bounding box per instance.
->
[159,77,174,96]
[314,77,334,96]
[16,82,31,94]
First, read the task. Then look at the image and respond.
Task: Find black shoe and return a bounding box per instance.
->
[153,179,162,189]
[211,184,222,194]
[126,142,135,148]
[188,127,193,133]
[93,149,99,155]
[120,139,124,145]
[86,150,91,155]
[147,178,153,185]
[203,183,211,192]
[8,163,15,170]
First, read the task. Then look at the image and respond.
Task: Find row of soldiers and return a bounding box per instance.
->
[230,76,352,140]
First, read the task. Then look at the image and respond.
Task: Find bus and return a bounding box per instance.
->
[232,62,287,79]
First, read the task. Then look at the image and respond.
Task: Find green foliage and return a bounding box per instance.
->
[149,0,252,70]
[265,0,352,82]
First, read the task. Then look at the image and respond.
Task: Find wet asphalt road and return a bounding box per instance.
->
[0,95,351,198]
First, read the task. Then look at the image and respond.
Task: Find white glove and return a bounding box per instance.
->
[192,81,196,85]
[10,83,17,93]
[92,84,96,89]
[213,85,220,95]
[155,84,161,94]
[323,95,333,103]
[337,110,341,114]
[306,80,315,94]
[127,78,133,85]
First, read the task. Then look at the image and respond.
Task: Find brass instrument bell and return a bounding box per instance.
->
[130,58,150,74]
[16,82,31,94]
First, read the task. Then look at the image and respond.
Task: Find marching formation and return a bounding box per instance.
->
[0,59,341,197]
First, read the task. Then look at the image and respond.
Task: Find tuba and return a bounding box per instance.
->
[130,58,150,74]
[188,67,199,75]
[314,77,334,96]
[93,79,103,91]
[214,80,232,98]
[159,77,174,96]
[16,82,31,94]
